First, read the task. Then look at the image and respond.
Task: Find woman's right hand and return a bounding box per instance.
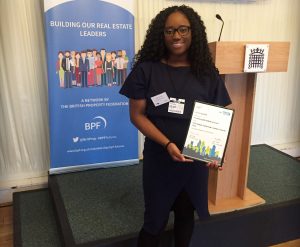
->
[129,99,193,163]
[166,142,193,163]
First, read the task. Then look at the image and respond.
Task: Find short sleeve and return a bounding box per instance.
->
[119,63,150,99]
[212,73,232,107]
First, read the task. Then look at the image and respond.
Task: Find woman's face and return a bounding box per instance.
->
[164,11,192,59]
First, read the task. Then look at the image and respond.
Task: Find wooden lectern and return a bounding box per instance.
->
[207,41,290,213]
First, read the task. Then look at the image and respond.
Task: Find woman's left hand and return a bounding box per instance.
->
[166,142,194,162]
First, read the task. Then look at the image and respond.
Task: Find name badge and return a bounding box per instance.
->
[168,98,185,114]
[151,92,170,107]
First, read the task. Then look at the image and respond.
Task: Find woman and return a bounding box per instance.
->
[120,5,231,247]
[70,50,77,86]
[75,52,81,87]
[95,52,103,86]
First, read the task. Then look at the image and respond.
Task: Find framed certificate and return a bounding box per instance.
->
[182,101,234,166]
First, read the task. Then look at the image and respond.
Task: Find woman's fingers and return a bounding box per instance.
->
[167,143,194,163]
[206,160,222,170]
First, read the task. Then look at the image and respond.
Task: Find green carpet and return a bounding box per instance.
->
[13,189,62,247]
[14,144,300,247]
[248,145,300,204]
[54,164,145,244]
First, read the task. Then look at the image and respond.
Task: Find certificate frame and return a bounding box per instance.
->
[182,101,234,166]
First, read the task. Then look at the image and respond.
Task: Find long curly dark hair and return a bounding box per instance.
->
[133,5,217,80]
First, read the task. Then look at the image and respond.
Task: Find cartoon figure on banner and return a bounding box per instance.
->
[121,49,129,85]
[56,51,64,87]
[92,49,98,84]
[95,52,103,86]
[105,52,114,86]
[100,48,106,85]
[70,51,76,86]
[62,50,72,88]
[115,50,125,86]
[75,52,81,87]
[111,51,117,85]
[87,49,95,86]
[79,50,89,87]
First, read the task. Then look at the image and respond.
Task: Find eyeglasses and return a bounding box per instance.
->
[164,25,191,37]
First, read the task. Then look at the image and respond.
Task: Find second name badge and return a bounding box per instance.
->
[168,98,185,114]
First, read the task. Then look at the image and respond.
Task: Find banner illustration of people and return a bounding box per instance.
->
[44,0,138,173]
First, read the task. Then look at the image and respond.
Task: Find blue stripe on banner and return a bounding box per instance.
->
[44,0,138,173]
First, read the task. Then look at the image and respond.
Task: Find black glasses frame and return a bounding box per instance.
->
[164,25,191,37]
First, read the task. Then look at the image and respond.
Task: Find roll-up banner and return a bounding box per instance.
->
[44,0,138,174]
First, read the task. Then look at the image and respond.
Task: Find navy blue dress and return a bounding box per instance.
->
[119,61,231,235]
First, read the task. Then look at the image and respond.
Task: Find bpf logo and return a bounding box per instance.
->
[222,111,231,116]
[85,116,107,130]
